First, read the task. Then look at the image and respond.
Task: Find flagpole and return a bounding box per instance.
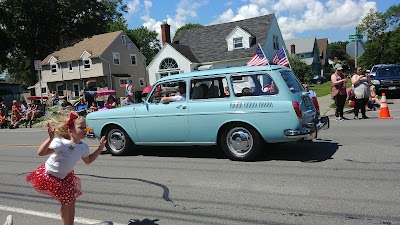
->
[258,43,271,68]
[282,46,292,70]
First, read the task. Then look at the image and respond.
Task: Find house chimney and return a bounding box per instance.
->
[290,44,296,54]
[161,22,171,45]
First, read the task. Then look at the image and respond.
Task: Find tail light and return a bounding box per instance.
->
[292,101,302,119]
[311,96,320,111]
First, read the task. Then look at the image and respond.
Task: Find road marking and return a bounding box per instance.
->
[0,204,124,225]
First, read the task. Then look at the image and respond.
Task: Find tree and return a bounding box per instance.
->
[289,56,313,83]
[328,41,349,61]
[0,0,127,86]
[126,27,161,65]
[358,8,387,40]
[383,4,400,31]
[173,23,203,41]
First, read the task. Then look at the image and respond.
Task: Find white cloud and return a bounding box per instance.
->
[126,0,140,18]
[211,4,271,24]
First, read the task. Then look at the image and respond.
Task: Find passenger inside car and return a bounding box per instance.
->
[160,82,186,103]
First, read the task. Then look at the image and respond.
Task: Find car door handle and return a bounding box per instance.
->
[176,105,187,109]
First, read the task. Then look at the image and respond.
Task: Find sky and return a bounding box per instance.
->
[123,0,397,43]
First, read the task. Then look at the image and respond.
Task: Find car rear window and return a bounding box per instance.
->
[376,66,400,77]
[231,73,278,97]
[280,71,303,93]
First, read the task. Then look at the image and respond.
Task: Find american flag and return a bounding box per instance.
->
[247,45,269,66]
[272,49,289,66]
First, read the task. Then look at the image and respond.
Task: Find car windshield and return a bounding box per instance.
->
[376,66,400,77]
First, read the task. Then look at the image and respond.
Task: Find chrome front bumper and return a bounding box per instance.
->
[284,116,330,139]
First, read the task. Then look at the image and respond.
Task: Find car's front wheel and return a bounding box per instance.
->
[220,124,261,161]
[103,125,133,156]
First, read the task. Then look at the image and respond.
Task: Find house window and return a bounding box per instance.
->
[127,42,132,50]
[233,37,243,49]
[130,54,137,66]
[121,35,126,45]
[41,87,47,94]
[159,58,178,70]
[119,78,132,86]
[51,64,57,74]
[83,59,91,70]
[300,54,305,58]
[273,35,279,50]
[113,52,120,65]
[139,78,145,87]
[56,84,65,96]
[68,62,73,72]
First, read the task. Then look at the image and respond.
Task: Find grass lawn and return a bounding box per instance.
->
[309,80,352,97]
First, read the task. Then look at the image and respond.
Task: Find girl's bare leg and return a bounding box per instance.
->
[61,201,75,225]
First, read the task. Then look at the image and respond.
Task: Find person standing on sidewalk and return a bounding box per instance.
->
[331,64,348,121]
[351,66,371,120]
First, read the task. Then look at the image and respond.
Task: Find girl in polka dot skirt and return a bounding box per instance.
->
[26,112,106,225]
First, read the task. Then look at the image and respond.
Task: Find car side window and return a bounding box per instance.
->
[190,77,229,100]
[148,81,186,103]
[231,73,278,97]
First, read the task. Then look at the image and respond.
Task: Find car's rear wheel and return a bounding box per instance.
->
[220,124,261,161]
[104,125,133,156]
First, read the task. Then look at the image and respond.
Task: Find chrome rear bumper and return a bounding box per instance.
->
[284,116,330,139]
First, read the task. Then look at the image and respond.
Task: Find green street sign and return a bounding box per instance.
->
[349,34,363,40]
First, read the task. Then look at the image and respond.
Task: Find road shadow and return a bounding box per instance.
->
[108,139,339,162]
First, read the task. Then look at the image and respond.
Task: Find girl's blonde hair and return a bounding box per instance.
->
[45,111,85,139]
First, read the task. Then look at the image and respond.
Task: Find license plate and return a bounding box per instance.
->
[389,86,396,90]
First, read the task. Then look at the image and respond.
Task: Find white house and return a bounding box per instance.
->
[147,14,286,85]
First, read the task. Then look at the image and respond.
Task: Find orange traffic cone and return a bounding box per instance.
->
[378,93,393,119]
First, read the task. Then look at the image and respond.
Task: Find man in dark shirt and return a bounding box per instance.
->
[83,81,95,107]
[60,97,72,108]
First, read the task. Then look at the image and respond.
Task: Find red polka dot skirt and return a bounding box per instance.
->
[26,163,82,205]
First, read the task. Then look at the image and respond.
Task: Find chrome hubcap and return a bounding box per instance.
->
[226,127,253,156]
[108,129,126,152]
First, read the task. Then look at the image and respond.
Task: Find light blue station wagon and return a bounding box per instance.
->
[86,65,329,161]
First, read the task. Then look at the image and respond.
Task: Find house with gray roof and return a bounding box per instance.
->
[147,14,286,84]
[40,31,147,100]
[285,37,322,75]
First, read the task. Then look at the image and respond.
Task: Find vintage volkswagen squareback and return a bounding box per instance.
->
[86,65,329,161]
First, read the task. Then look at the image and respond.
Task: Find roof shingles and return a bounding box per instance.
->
[41,31,122,64]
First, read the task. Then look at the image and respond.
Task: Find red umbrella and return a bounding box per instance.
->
[142,85,153,94]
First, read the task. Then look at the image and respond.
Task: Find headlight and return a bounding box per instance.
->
[371,80,380,85]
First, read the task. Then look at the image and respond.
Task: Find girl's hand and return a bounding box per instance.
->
[99,136,106,148]
[47,122,55,139]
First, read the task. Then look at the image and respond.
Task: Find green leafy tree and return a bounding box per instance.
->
[384,4,400,30]
[289,56,313,83]
[328,41,349,61]
[0,0,127,86]
[358,8,387,39]
[126,26,161,65]
[173,23,204,41]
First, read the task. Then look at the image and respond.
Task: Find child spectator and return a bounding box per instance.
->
[0,110,7,129]
[9,110,22,129]
[26,113,106,225]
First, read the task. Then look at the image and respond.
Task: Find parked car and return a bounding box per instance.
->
[312,75,326,84]
[86,65,329,161]
[371,64,400,95]
[367,64,392,77]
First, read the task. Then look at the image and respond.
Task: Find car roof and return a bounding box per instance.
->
[156,65,290,83]
[377,64,400,69]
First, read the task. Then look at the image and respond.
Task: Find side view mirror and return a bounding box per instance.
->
[366,70,371,73]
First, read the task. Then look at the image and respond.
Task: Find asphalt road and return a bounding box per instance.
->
[1,101,399,225]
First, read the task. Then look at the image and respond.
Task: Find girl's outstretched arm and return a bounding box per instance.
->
[82,136,106,164]
[38,123,55,156]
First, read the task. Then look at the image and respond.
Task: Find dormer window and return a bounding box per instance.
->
[83,59,91,70]
[121,35,126,45]
[226,26,252,51]
[51,64,57,74]
[233,38,243,49]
